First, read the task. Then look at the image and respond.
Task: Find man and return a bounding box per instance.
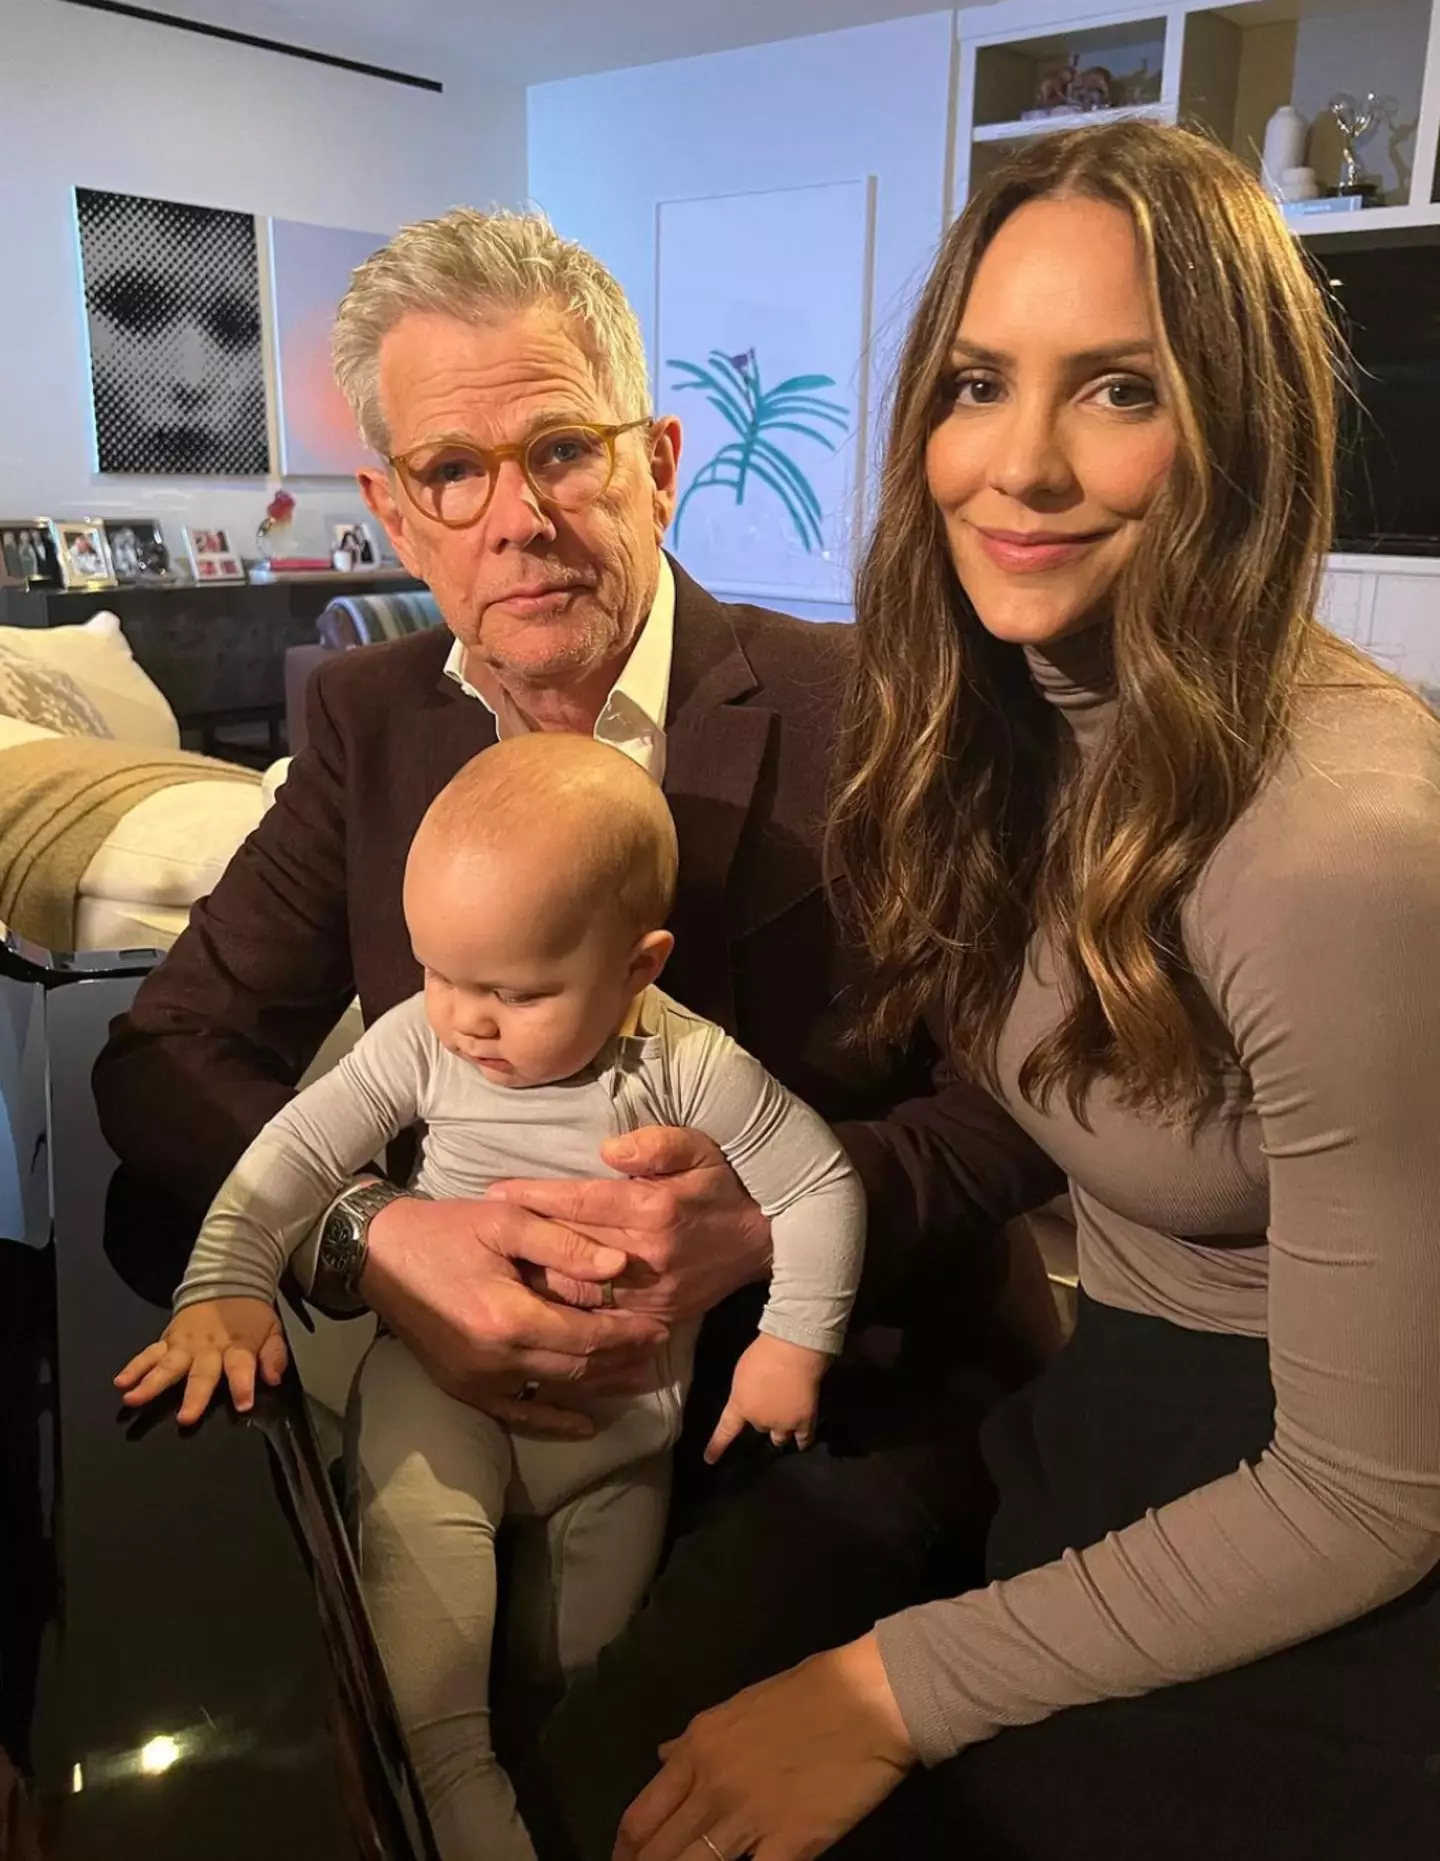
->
[93,208,1060,1847]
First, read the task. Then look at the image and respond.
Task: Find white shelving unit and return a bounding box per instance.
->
[954,0,1440,248]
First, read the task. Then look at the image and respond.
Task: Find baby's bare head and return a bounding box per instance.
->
[404,737,678,1084]
[408,733,677,940]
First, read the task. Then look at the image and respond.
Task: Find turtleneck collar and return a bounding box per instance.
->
[1023,623,1118,755]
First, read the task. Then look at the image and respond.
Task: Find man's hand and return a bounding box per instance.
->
[360,1194,670,1439]
[485,1126,773,1327]
[115,1297,288,1425]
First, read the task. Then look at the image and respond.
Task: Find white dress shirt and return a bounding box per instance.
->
[442,553,675,782]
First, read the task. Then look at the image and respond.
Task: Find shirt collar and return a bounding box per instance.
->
[442,553,675,751]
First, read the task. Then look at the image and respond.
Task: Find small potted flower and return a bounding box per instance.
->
[256,488,296,561]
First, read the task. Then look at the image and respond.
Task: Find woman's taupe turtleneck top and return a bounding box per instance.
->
[876,633,1440,1764]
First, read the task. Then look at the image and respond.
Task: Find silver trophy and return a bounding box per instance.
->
[1328,92,1380,194]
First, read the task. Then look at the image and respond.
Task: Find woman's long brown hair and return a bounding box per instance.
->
[830,121,1362,1121]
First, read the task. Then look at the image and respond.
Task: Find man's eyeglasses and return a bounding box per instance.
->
[387,418,652,529]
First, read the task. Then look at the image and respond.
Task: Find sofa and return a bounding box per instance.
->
[284,589,443,753]
[0,613,278,951]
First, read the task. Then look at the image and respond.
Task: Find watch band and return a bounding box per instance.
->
[318,1178,410,1295]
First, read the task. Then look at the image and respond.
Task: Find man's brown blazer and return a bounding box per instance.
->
[93,559,1058,1314]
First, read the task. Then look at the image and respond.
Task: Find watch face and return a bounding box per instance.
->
[319,1206,360,1282]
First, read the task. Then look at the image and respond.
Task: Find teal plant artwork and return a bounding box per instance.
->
[667,348,849,552]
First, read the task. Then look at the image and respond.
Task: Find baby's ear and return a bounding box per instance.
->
[631,928,674,987]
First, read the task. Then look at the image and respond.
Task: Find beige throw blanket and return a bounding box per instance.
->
[0,737,259,951]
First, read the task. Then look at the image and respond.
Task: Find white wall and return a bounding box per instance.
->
[0,0,527,564]
[527,11,958,619]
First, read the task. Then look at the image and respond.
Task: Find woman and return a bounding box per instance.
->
[614,122,1440,1860]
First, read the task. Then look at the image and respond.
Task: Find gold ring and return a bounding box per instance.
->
[699,1837,725,1861]
[600,1280,616,1309]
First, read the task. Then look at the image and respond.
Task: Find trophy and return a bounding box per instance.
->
[1328,92,1380,198]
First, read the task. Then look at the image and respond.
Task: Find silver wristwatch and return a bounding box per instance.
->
[317,1179,410,1295]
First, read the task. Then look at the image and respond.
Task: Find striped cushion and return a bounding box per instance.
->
[317,591,444,650]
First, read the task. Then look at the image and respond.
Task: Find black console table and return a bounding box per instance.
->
[0,570,423,758]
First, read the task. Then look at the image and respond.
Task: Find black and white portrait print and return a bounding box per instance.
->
[76,188,270,476]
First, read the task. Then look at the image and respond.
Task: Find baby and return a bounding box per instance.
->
[116,732,864,1861]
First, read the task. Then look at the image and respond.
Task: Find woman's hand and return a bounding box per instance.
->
[614,1635,916,1861]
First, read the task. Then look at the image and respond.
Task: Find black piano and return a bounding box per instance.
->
[0,933,438,1859]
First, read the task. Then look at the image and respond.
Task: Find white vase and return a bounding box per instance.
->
[1262,106,1308,196]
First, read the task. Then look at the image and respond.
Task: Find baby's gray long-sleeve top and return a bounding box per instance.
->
[176,985,864,1357]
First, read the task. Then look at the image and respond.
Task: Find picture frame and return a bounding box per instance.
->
[330,520,379,569]
[0,521,63,588]
[103,517,173,583]
[50,518,117,591]
[184,526,247,583]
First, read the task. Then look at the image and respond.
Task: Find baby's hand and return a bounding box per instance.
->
[704,1332,830,1463]
[114,1297,288,1426]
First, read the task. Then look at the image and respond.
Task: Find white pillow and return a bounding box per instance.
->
[0,612,179,749]
[0,714,63,751]
[80,779,266,907]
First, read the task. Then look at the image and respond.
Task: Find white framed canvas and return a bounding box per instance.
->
[268,218,385,476]
[655,178,875,605]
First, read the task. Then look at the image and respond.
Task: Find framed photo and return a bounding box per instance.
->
[103,517,173,582]
[0,521,62,587]
[50,519,116,591]
[331,520,378,569]
[184,526,247,583]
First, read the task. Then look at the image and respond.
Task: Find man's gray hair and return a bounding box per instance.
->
[333,207,651,455]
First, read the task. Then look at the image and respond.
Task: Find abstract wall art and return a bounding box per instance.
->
[268,217,385,476]
[656,178,875,604]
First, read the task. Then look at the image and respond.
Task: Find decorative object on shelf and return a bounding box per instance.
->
[0,523,62,588]
[102,518,172,583]
[256,488,296,561]
[268,218,383,475]
[330,521,378,570]
[657,179,870,604]
[1068,62,1112,113]
[1114,58,1161,110]
[49,520,117,592]
[183,527,247,583]
[1035,63,1073,113]
[248,556,334,580]
[1033,56,1113,117]
[1328,93,1381,200]
[1261,105,1309,199]
[74,187,270,477]
[1280,167,1320,204]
